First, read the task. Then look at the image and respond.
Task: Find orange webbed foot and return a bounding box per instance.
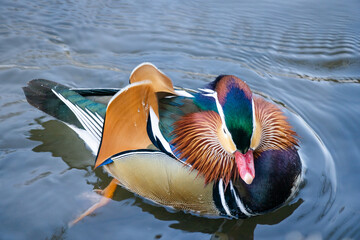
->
[69,178,119,227]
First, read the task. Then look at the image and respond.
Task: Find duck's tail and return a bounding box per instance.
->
[23,79,118,154]
[23,79,83,128]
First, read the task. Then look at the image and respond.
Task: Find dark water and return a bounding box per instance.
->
[1,0,360,239]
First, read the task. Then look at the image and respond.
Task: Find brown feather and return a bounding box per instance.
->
[171,111,237,186]
[95,63,177,168]
[94,81,158,168]
[251,97,299,157]
[129,63,175,94]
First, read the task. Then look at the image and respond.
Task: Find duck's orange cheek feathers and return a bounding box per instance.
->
[235,150,255,185]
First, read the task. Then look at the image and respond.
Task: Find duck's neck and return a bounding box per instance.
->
[213,148,302,218]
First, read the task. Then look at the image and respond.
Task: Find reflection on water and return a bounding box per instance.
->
[1,0,360,239]
[29,119,94,169]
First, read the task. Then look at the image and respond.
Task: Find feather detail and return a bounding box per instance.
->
[94,80,159,168]
[171,111,237,186]
[251,97,299,157]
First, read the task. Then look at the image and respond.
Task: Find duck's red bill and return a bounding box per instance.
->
[235,150,255,185]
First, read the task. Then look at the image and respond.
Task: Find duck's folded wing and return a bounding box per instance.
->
[105,150,218,215]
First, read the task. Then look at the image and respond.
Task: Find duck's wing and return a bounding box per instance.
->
[104,149,219,215]
[95,63,180,168]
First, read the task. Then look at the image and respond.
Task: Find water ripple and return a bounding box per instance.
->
[0,0,359,238]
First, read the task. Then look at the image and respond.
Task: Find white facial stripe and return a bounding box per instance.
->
[250,98,256,148]
[201,91,226,126]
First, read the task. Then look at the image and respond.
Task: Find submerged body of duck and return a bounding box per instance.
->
[23,63,302,219]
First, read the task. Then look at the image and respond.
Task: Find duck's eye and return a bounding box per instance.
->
[223,128,227,135]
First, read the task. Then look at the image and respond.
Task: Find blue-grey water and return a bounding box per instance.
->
[1,0,359,239]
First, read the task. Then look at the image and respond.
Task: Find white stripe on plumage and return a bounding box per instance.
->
[229,181,254,217]
[218,179,232,217]
[148,107,176,157]
[52,90,102,144]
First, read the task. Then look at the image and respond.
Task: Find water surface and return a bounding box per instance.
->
[1,0,360,239]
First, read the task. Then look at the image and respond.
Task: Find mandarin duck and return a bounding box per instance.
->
[23,63,302,222]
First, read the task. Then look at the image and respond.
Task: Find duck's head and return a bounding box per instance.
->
[210,75,255,185]
[172,75,256,186]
